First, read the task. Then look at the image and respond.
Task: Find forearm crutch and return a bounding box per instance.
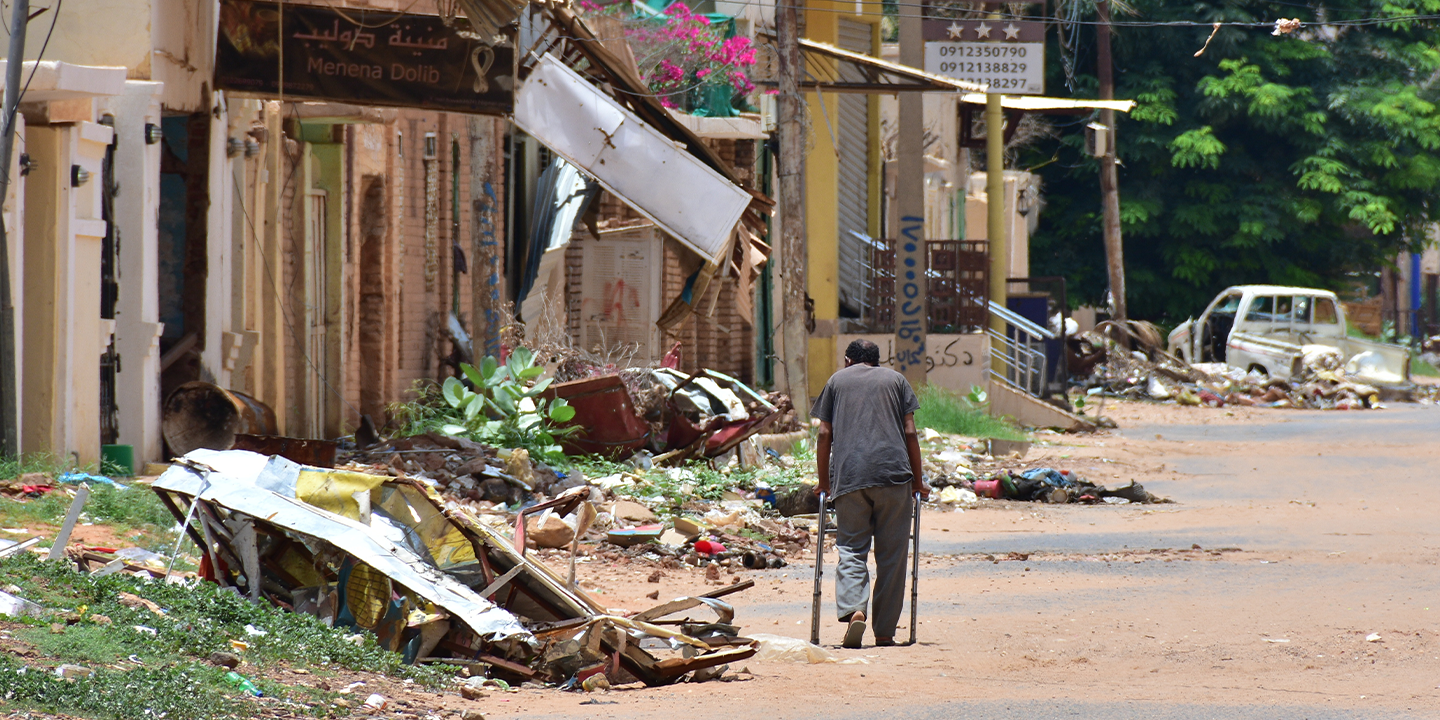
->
[810,491,827,645]
[908,491,921,645]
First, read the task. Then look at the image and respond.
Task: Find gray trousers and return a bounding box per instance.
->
[833,483,913,638]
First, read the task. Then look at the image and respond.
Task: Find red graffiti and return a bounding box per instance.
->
[601,279,640,326]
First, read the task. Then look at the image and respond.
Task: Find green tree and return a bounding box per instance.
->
[1025,0,1440,321]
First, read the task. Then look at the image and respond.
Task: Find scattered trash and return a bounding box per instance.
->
[749,634,868,665]
[0,588,43,618]
[1075,313,1415,413]
[1366,633,1382,642]
[54,664,95,680]
[224,671,263,696]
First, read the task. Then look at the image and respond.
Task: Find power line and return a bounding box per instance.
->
[582,0,1440,29]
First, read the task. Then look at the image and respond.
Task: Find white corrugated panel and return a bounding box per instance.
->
[514,54,750,266]
[836,18,872,316]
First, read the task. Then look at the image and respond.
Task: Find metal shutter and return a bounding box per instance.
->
[836,19,871,317]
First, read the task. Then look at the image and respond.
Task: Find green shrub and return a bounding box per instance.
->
[913,384,1028,440]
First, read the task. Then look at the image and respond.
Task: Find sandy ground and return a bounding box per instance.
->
[14,399,1437,719]
[422,399,1440,720]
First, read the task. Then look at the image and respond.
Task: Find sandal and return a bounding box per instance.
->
[842,615,867,649]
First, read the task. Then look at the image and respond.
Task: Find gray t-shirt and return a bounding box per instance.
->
[811,364,921,498]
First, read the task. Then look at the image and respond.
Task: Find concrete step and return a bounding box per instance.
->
[988,379,1094,432]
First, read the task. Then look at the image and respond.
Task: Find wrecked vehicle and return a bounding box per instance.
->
[1166,285,1411,389]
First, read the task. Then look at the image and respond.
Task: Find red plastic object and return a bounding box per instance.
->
[973,479,1002,499]
[543,375,650,460]
[661,341,682,369]
[692,539,726,556]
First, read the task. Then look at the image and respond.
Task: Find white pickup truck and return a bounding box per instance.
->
[1166,285,1411,388]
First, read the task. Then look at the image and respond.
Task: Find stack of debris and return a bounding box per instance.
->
[151,450,760,687]
[1071,322,1395,411]
[914,427,1169,506]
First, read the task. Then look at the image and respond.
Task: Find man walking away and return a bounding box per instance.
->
[812,339,928,648]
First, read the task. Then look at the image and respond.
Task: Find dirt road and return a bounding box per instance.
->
[469,401,1439,720]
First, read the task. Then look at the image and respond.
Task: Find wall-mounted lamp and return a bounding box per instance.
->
[244,139,261,158]
[71,165,90,187]
[1017,184,1037,216]
[226,137,245,158]
[144,123,163,145]
[19,154,34,176]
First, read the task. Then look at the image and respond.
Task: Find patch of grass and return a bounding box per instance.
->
[1413,356,1440,378]
[914,384,1028,441]
[574,444,818,516]
[0,454,70,481]
[0,484,182,553]
[0,553,445,719]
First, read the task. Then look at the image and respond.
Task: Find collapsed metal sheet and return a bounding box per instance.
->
[153,450,533,649]
[513,54,751,266]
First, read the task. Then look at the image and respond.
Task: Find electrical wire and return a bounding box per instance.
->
[2,0,62,150]
[584,0,1440,28]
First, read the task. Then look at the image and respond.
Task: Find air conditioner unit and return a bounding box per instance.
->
[577,226,663,361]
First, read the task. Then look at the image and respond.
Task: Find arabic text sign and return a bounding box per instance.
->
[216,0,513,115]
[923,19,1044,95]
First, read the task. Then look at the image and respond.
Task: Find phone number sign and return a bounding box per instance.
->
[923,19,1044,95]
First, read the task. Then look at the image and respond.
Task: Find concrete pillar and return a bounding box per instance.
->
[21,118,114,466]
[2,113,22,450]
[803,1,840,398]
[202,94,236,386]
[103,81,164,463]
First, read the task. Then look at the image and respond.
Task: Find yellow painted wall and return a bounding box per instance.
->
[21,127,61,457]
[805,0,885,397]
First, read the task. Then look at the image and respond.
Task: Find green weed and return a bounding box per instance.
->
[0,552,445,719]
[0,484,182,553]
[574,444,818,516]
[1414,356,1440,378]
[914,384,1028,441]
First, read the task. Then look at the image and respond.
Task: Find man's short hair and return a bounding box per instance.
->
[845,339,881,366]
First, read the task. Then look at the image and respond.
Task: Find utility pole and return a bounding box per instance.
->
[985,5,1007,344]
[894,0,927,388]
[776,0,809,416]
[1096,0,1126,323]
[0,0,29,458]
[985,92,1005,336]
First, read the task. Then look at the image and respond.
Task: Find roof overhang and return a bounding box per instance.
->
[958,93,1136,115]
[0,60,126,102]
[757,34,987,94]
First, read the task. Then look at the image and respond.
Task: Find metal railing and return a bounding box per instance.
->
[987,303,1053,397]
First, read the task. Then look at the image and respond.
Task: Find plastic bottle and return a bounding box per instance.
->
[224,671,263,697]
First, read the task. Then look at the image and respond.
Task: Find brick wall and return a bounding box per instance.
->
[566,138,759,385]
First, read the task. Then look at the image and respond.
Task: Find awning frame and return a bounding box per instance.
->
[956,95,1136,149]
[756,34,987,94]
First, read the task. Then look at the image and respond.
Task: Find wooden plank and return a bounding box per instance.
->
[46,485,91,561]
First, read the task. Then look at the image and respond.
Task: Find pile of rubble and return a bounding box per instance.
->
[148,449,774,689]
[121,361,822,690]
[1070,323,1402,410]
[918,428,1169,506]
